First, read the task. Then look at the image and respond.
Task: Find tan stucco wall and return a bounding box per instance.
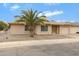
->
[8,25,25,34]
[70,26,79,34]
[59,25,70,34]
[8,24,79,35]
[9,24,52,35]
[35,25,52,35]
[9,24,30,34]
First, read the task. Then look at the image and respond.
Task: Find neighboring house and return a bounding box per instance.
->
[8,22,79,35]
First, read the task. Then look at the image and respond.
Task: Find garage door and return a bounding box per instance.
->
[70,26,79,34]
[9,25,25,34]
[60,26,69,34]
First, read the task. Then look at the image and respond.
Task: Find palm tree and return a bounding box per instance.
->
[15,9,47,37]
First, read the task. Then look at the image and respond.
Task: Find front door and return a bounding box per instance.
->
[52,25,59,34]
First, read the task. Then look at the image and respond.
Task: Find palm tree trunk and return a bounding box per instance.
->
[29,26,35,37]
[30,30,34,37]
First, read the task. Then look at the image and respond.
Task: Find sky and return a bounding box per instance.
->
[0,3,79,22]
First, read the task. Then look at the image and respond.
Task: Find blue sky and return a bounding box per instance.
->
[0,3,79,22]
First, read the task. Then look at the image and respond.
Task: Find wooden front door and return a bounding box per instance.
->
[52,25,59,34]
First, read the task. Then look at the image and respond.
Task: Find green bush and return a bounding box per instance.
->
[0,25,4,31]
[0,21,9,31]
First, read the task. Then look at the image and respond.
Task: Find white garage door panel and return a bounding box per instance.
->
[70,27,79,34]
[9,25,25,34]
[60,26,69,34]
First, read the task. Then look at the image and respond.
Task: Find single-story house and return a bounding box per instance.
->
[8,22,79,35]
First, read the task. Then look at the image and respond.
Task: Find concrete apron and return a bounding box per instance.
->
[0,39,79,49]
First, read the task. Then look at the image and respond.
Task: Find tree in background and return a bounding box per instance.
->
[0,21,9,31]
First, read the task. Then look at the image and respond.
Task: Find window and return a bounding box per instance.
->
[25,25,29,31]
[41,25,48,31]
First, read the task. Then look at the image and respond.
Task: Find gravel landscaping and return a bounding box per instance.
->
[0,39,78,56]
[1,34,74,42]
[0,42,79,56]
[0,33,78,56]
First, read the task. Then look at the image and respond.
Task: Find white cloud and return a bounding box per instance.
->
[56,19,76,23]
[39,10,63,17]
[69,20,75,22]
[3,3,9,8]
[10,4,20,10]
[44,3,60,6]
[56,20,66,22]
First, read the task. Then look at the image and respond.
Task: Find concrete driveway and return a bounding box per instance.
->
[0,39,79,56]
